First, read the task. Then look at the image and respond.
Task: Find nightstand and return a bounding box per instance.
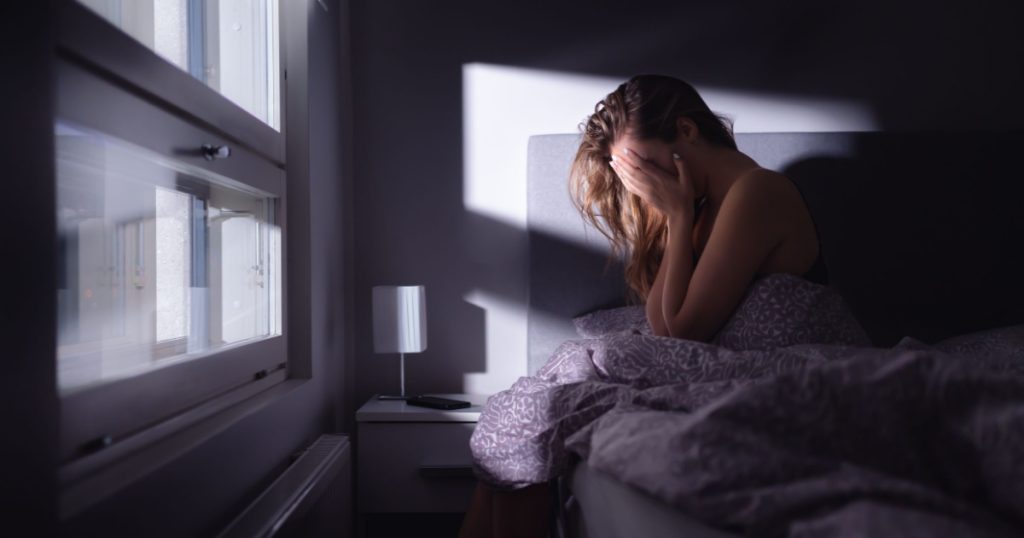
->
[356,394,487,514]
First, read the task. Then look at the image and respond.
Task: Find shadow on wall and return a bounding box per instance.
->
[786,131,1024,346]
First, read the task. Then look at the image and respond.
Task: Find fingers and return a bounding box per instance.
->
[614,148,650,175]
[615,148,677,185]
[609,160,633,190]
[672,152,687,183]
[611,151,656,199]
[610,160,648,199]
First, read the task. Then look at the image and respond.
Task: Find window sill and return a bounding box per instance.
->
[59,372,305,519]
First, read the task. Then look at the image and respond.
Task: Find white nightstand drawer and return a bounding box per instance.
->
[358,422,477,513]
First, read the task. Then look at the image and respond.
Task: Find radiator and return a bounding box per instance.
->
[218,434,351,538]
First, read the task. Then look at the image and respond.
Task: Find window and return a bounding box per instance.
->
[55,120,282,393]
[76,0,281,130]
[55,0,295,507]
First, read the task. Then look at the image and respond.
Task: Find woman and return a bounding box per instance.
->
[573,73,826,339]
[459,74,826,538]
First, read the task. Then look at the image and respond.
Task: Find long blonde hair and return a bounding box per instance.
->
[569,74,736,302]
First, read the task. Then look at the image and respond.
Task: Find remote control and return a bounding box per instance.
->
[406,395,471,410]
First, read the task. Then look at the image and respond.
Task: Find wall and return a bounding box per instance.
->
[2,1,58,534]
[350,0,1024,402]
[2,0,352,535]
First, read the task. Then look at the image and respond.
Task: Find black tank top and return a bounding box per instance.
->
[802,249,829,285]
[786,175,829,286]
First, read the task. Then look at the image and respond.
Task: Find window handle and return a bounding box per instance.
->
[201,144,231,161]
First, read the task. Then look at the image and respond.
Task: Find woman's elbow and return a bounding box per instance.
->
[651,324,671,337]
[645,308,670,337]
[665,318,710,342]
[665,325,694,340]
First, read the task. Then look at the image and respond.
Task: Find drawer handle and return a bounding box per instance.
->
[418,464,475,479]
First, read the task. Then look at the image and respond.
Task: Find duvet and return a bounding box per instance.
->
[470,274,1024,537]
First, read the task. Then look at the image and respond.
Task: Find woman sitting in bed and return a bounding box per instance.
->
[458,73,827,538]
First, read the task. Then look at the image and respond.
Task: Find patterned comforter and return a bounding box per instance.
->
[470,274,1024,537]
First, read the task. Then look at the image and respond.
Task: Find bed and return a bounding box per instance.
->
[473,130,1024,538]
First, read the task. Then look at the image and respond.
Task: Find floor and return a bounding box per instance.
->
[360,512,465,538]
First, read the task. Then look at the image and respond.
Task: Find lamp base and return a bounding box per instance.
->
[375,352,408,401]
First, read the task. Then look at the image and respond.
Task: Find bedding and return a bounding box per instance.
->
[472,274,1024,537]
[572,304,651,338]
[572,274,871,349]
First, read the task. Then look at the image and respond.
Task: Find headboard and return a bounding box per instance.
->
[526,131,1024,373]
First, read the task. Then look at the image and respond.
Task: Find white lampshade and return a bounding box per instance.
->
[372,285,427,354]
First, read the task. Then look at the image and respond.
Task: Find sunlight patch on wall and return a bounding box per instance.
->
[707,90,877,134]
[461,289,528,395]
[462,62,876,228]
[462,63,619,229]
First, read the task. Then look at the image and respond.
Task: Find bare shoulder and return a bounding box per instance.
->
[734,168,794,196]
[722,168,799,213]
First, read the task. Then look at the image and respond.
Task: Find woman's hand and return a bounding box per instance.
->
[610,148,695,218]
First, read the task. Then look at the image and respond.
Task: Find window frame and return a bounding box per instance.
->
[54,0,305,518]
[58,0,285,167]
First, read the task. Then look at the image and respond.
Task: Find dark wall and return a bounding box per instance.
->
[349,0,1024,404]
[2,1,58,534]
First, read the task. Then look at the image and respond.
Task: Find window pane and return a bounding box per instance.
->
[55,120,282,393]
[76,0,281,130]
[155,188,191,342]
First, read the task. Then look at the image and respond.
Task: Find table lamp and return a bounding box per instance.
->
[372,285,427,400]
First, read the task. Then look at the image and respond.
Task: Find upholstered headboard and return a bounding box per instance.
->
[526,131,1024,373]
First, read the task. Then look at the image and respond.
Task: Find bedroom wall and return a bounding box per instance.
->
[3,2,58,533]
[349,0,1024,402]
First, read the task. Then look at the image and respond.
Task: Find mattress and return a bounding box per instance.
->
[566,462,736,538]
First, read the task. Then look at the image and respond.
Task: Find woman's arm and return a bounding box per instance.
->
[645,249,670,336]
[611,148,694,337]
[659,210,696,334]
[612,150,786,341]
[661,171,788,341]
